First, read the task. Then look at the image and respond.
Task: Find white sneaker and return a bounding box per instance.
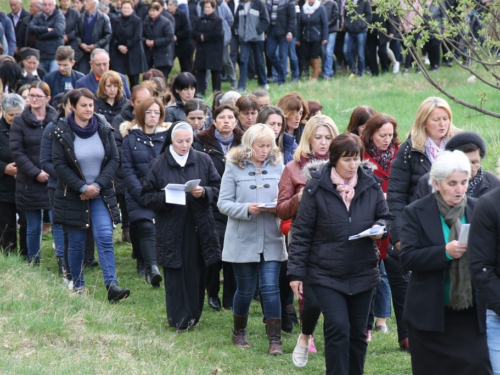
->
[393,61,400,74]
[68,280,74,290]
[261,84,270,90]
[425,56,430,65]
[292,334,309,368]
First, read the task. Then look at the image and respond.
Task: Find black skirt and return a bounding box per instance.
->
[408,306,492,375]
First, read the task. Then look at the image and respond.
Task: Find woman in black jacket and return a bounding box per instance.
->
[400,151,491,374]
[141,122,221,330]
[143,2,175,80]
[10,81,58,264]
[297,0,328,80]
[109,0,148,87]
[52,88,130,302]
[193,103,243,311]
[288,133,391,375]
[94,70,130,124]
[121,97,169,287]
[192,0,224,96]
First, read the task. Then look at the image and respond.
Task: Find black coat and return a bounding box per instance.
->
[75,10,112,63]
[51,115,120,228]
[298,5,328,43]
[94,96,130,125]
[110,14,148,76]
[8,8,30,49]
[193,13,224,71]
[387,137,431,245]
[288,163,391,295]
[111,103,135,195]
[369,5,394,46]
[400,193,486,333]
[9,105,58,211]
[120,121,169,223]
[266,0,296,36]
[134,0,149,21]
[344,0,372,33]
[140,148,221,269]
[28,8,66,60]
[62,7,81,53]
[415,169,500,200]
[143,14,175,69]
[193,124,243,230]
[172,9,193,57]
[0,117,16,203]
[469,188,500,317]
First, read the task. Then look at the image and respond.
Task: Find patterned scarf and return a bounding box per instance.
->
[368,143,396,172]
[425,136,448,164]
[214,129,234,155]
[467,167,483,197]
[330,167,358,210]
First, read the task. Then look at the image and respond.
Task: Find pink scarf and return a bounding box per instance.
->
[330,168,357,210]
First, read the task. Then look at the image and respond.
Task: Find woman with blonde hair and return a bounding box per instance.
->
[218,124,287,355]
[277,115,339,366]
[94,70,130,124]
[386,97,459,351]
[277,93,310,144]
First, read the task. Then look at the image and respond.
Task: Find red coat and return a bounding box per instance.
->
[363,145,398,259]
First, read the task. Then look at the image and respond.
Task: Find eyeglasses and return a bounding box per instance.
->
[28,94,47,100]
[145,110,161,116]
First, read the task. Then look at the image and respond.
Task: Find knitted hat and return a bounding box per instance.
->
[445,131,487,158]
[19,47,40,61]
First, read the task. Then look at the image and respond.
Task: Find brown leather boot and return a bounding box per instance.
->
[232,314,250,347]
[266,318,283,355]
[311,58,321,81]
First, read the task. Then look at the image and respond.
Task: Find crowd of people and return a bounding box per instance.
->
[1,1,500,375]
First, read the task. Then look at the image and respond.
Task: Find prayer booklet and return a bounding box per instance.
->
[164,179,201,205]
[257,202,277,208]
[458,224,470,245]
[348,226,386,241]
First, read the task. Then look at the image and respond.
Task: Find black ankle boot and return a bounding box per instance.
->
[57,256,65,276]
[146,265,162,288]
[107,283,130,303]
[136,259,146,276]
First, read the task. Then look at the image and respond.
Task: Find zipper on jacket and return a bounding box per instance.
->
[64,183,68,197]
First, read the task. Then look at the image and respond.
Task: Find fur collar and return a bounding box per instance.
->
[120,121,171,138]
[301,159,329,181]
[226,144,282,169]
[196,124,244,149]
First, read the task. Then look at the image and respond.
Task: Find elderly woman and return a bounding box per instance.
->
[256,105,298,164]
[0,94,25,254]
[277,115,339,366]
[346,105,377,137]
[52,88,130,301]
[235,94,260,132]
[121,97,169,287]
[141,122,221,330]
[400,150,492,374]
[94,71,130,124]
[277,92,309,144]
[184,98,208,135]
[10,82,58,264]
[218,124,287,355]
[193,103,244,311]
[288,133,391,375]
[18,48,46,86]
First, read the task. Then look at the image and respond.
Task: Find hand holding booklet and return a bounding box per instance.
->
[348,226,386,241]
[257,202,277,208]
[164,179,201,205]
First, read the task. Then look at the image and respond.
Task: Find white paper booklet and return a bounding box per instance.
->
[164,179,201,205]
[458,224,470,244]
[348,226,386,241]
[257,202,277,208]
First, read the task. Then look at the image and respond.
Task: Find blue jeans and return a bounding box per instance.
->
[25,209,44,261]
[487,309,500,375]
[288,37,300,79]
[266,27,289,84]
[39,59,58,73]
[374,260,392,318]
[232,259,281,319]
[322,32,337,77]
[343,31,367,76]
[67,198,117,288]
[238,41,267,90]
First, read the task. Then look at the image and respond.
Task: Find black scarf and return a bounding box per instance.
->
[467,167,483,197]
[68,112,98,139]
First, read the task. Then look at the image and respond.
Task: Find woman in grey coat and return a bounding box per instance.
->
[218,124,287,355]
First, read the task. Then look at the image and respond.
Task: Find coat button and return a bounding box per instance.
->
[86,224,89,227]
[483,268,487,272]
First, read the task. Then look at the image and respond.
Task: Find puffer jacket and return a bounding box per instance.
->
[287,162,391,295]
[9,105,58,210]
[344,0,372,33]
[282,132,298,164]
[52,114,120,228]
[235,0,270,42]
[28,8,66,60]
[387,137,430,246]
[140,147,221,269]
[120,121,170,223]
[40,117,65,191]
[94,96,130,125]
[266,0,296,37]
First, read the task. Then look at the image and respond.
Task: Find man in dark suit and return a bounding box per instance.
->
[8,0,29,56]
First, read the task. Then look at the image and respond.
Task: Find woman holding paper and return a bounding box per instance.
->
[287,133,391,375]
[140,122,221,330]
[217,124,287,355]
[120,97,169,288]
[399,150,491,374]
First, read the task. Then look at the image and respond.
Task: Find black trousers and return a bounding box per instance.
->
[195,69,221,96]
[117,194,129,230]
[176,52,193,73]
[311,285,374,375]
[0,201,23,253]
[128,74,140,88]
[385,246,409,341]
[404,33,420,69]
[129,219,157,267]
[301,282,322,335]
[366,35,390,76]
[425,38,441,69]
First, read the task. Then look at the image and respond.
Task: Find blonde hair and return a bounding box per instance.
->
[293,115,339,162]
[240,124,281,165]
[409,97,456,152]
